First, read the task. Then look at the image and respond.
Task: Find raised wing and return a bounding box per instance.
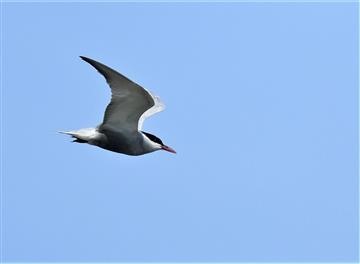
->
[138,91,165,130]
[80,56,164,132]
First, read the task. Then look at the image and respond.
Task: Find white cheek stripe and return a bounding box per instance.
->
[141,132,162,150]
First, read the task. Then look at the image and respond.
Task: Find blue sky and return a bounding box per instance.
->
[2,2,359,262]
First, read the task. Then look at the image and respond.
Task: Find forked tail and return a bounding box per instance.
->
[59,128,97,143]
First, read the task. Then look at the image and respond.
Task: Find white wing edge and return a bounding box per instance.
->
[138,90,165,130]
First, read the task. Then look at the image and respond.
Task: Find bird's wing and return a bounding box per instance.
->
[80,56,165,132]
[138,90,165,130]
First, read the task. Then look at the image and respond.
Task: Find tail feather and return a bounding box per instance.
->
[59,130,87,143]
[72,138,88,143]
[59,128,97,144]
[58,131,75,136]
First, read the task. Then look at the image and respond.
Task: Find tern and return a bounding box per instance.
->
[60,56,176,156]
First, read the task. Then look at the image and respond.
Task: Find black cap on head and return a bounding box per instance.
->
[142,131,164,145]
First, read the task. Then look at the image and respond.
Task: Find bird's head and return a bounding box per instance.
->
[141,131,176,154]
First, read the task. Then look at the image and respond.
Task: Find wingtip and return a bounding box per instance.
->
[79,55,89,61]
[79,56,100,67]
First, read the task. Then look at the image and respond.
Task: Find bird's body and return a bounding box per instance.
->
[61,128,160,155]
[60,56,175,156]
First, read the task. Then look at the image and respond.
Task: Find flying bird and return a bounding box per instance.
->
[60,56,176,156]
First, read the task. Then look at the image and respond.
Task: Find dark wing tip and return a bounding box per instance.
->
[79,56,96,65]
[79,56,140,87]
[79,56,99,69]
[79,56,113,81]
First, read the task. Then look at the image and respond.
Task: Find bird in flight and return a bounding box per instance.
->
[60,56,176,156]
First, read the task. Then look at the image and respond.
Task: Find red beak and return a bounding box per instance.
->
[161,145,176,154]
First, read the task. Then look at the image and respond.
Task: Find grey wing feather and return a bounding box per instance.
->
[80,56,159,132]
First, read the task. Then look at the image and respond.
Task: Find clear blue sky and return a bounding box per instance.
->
[2,2,358,262]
